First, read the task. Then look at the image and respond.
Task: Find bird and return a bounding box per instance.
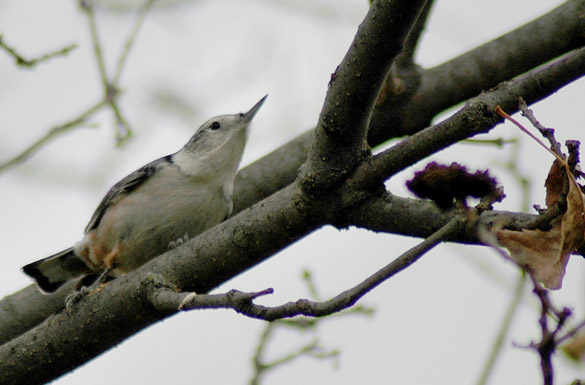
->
[23,95,267,293]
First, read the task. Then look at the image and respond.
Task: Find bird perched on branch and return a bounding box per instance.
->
[23,95,267,293]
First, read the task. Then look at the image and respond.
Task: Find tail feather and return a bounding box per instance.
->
[23,248,90,293]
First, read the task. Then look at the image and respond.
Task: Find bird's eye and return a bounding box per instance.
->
[210,121,221,131]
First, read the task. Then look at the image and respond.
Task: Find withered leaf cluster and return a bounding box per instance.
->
[406,162,499,209]
[496,160,585,290]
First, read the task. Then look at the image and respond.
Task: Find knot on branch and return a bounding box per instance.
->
[461,99,499,133]
[227,288,274,313]
[141,273,182,313]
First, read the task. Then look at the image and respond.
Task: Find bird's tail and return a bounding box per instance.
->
[22,248,91,293]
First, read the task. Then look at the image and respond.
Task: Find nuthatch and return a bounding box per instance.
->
[23,95,267,293]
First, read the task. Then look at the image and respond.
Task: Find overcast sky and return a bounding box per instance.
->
[1,1,584,384]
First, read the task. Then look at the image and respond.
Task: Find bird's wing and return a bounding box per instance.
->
[84,155,173,233]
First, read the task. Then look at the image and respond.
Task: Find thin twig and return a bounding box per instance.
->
[463,137,518,149]
[496,106,565,165]
[0,100,107,174]
[81,0,132,144]
[557,319,585,346]
[476,272,527,385]
[529,275,574,385]
[0,34,77,68]
[249,326,337,385]
[518,97,562,156]
[1,0,156,173]
[249,322,275,385]
[112,0,156,86]
[248,268,360,385]
[152,215,464,320]
[302,269,322,302]
[474,134,536,384]
[109,100,132,145]
[81,1,109,88]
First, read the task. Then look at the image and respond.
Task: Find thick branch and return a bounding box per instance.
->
[4,45,585,348]
[358,46,585,186]
[233,0,585,212]
[346,193,542,244]
[371,0,585,139]
[0,183,321,384]
[2,3,585,382]
[300,0,428,191]
[4,39,585,340]
[0,190,543,346]
[0,282,74,345]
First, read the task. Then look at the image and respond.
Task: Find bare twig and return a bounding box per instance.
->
[112,0,156,85]
[148,215,462,382]
[247,268,369,385]
[80,0,140,145]
[463,137,518,149]
[109,0,157,143]
[480,227,581,385]
[0,100,106,174]
[249,326,338,385]
[82,1,109,88]
[0,0,156,174]
[476,272,527,385]
[518,97,562,156]
[302,269,322,302]
[0,34,77,68]
[151,215,464,319]
[529,275,573,385]
[475,141,534,385]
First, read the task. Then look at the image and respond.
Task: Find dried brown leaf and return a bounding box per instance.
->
[545,160,563,208]
[497,168,585,289]
[493,106,585,289]
[497,226,566,289]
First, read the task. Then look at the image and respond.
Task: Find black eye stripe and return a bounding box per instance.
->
[210,121,221,130]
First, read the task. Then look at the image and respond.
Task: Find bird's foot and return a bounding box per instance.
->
[168,233,189,249]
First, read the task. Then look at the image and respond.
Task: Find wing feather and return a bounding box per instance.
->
[84,155,173,233]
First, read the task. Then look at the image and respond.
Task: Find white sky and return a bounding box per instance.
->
[1,0,584,384]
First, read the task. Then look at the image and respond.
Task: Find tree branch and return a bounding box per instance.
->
[0,0,154,174]
[233,0,585,213]
[3,41,583,341]
[0,34,77,68]
[356,46,585,187]
[476,273,527,385]
[300,0,428,192]
[150,215,464,320]
[0,282,75,345]
[5,52,585,341]
[374,0,585,138]
[0,100,107,174]
[0,192,545,346]
[529,276,573,385]
[345,192,547,245]
[2,3,585,383]
[0,183,319,384]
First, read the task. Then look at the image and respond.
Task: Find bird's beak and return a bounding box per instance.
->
[242,94,268,122]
